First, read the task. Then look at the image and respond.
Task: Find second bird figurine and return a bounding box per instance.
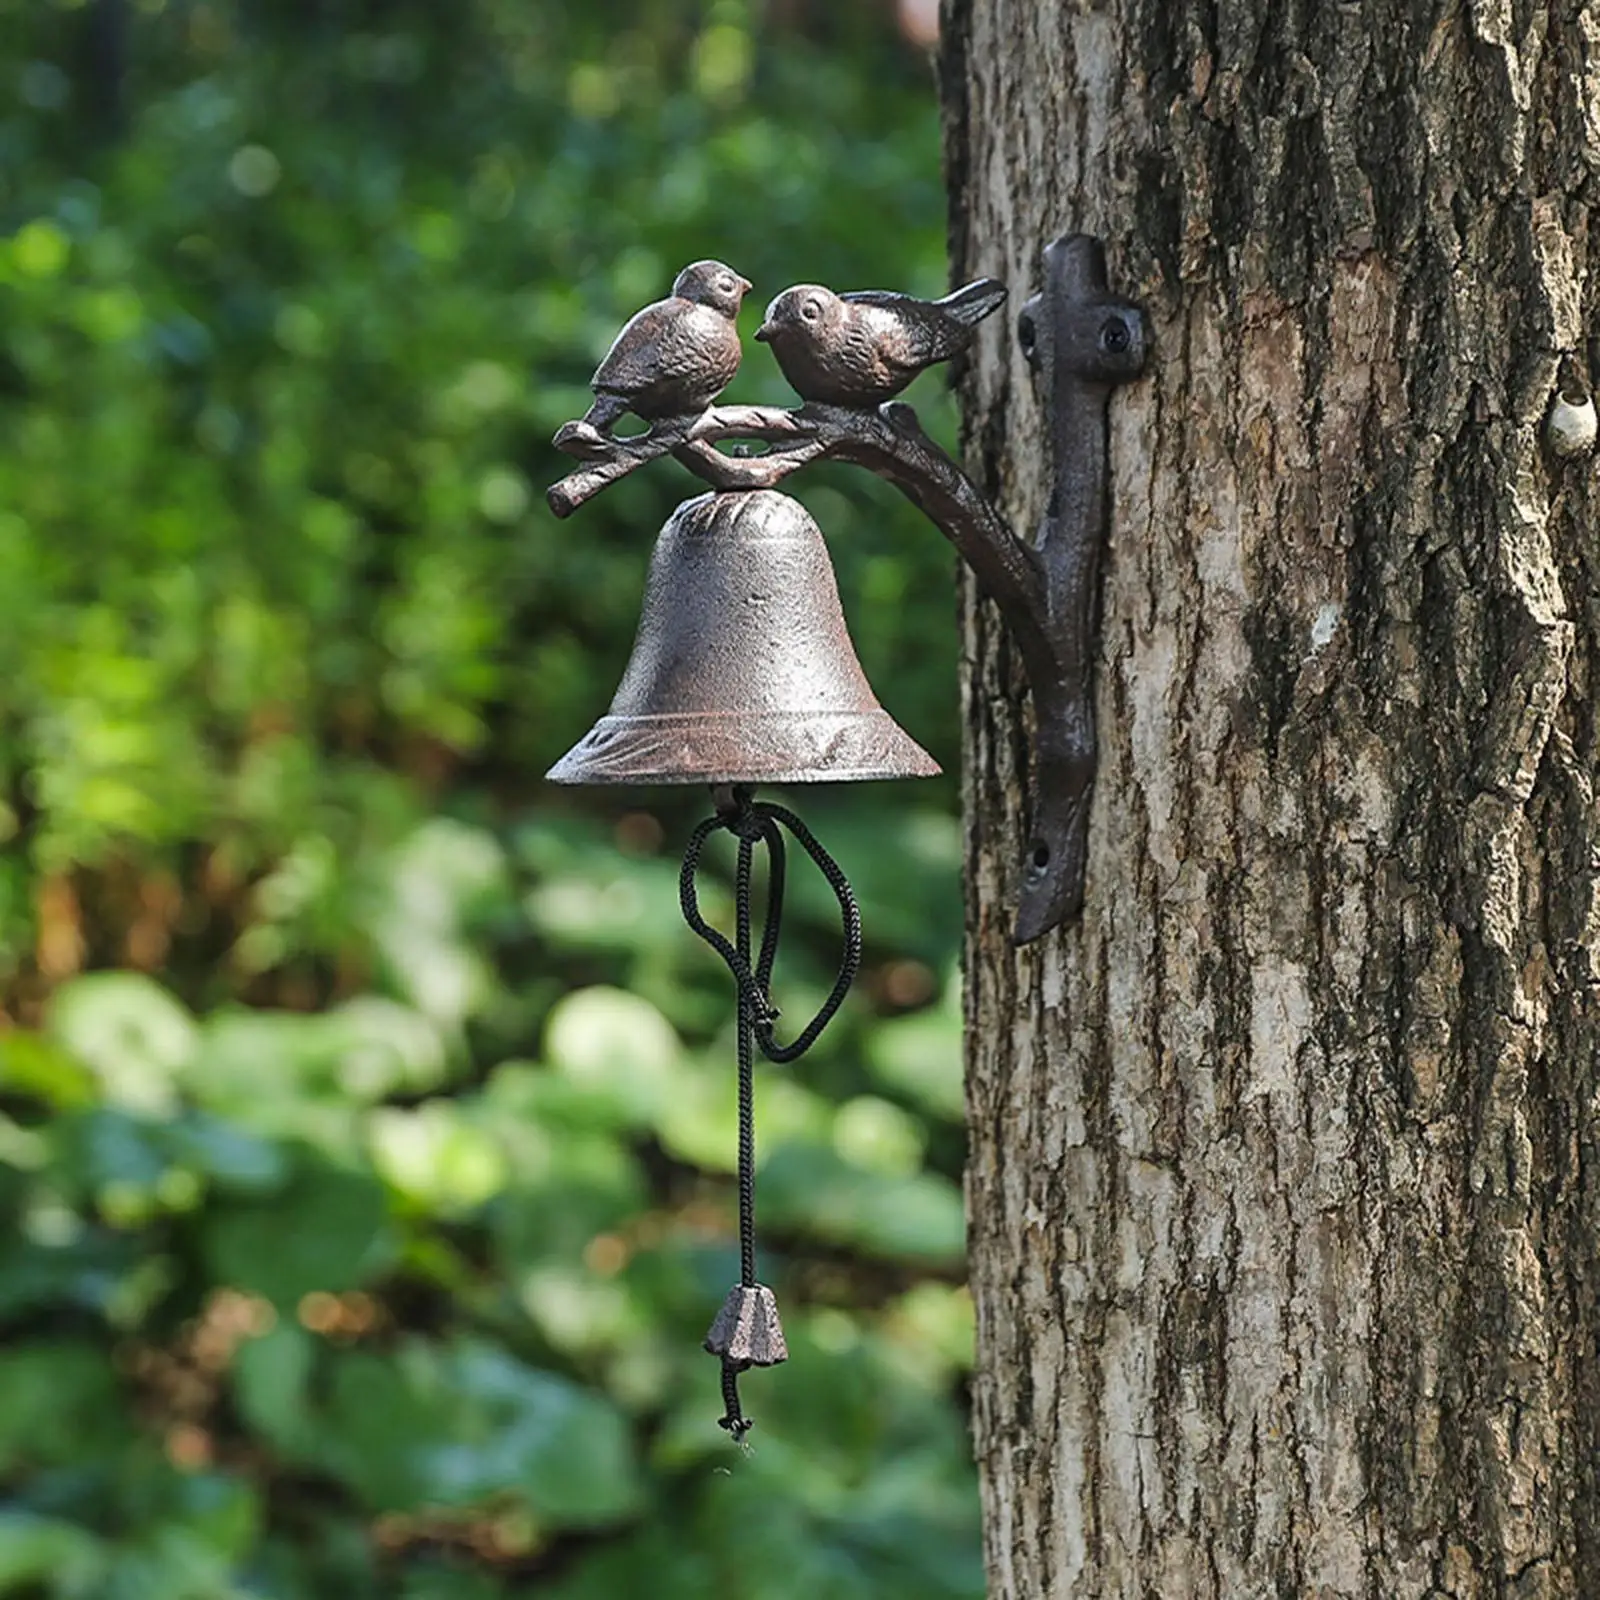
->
[756,278,1007,407]
[582,260,753,434]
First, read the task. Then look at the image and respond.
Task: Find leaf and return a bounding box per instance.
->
[314,1340,643,1526]
[192,1001,449,1124]
[0,1512,106,1594]
[760,1144,965,1264]
[0,1030,97,1109]
[399,1568,505,1600]
[0,1227,136,1320]
[53,1108,170,1197]
[369,1101,506,1213]
[0,1342,124,1473]
[47,974,198,1114]
[233,1324,318,1457]
[327,998,450,1100]
[425,1341,644,1524]
[370,818,509,1026]
[488,1105,645,1272]
[543,986,683,1128]
[163,1112,290,1195]
[202,1160,396,1309]
[865,1002,964,1122]
[317,1349,444,1511]
[831,1095,925,1177]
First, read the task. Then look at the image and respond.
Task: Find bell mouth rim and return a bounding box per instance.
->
[548,769,939,786]
[545,710,942,787]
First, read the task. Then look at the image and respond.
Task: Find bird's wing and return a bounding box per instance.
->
[838,289,910,310]
[592,300,679,392]
[840,290,977,368]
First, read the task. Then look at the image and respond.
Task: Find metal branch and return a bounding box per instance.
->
[550,403,1047,647]
[549,408,821,516]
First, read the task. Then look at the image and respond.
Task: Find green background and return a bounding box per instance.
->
[0,2,973,1594]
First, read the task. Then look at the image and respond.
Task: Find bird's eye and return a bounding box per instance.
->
[719,277,734,291]
[802,302,820,321]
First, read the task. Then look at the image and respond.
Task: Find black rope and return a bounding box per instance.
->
[734,830,757,1290]
[719,1358,750,1446]
[680,786,862,1442]
[679,793,861,1062]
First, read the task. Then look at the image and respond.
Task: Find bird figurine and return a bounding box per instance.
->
[580,260,753,434]
[755,277,1007,407]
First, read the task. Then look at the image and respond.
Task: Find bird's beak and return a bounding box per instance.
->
[754,322,772,343]
[738,277,753,294]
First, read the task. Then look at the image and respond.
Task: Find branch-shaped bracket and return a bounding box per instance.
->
[546,231,1146,943]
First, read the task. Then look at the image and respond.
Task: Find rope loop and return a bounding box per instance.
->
[680,786,861,1445]
[679,787,861,1063]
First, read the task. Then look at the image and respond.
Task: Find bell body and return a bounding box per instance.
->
[547,489,939,785]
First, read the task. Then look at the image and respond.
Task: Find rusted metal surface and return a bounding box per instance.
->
[546,233,1147,942]
[1010,233,1147,941]
[755,277,1006,406]
[545,490,940,786]
[574,259,751,437]
[703,1284,788,1368]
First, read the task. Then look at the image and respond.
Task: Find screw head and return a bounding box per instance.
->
[1099,316,1131,355]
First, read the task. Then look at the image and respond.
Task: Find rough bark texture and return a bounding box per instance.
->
[942,2,1600,1595]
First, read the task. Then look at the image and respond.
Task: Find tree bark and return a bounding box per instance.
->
[943,2,1600,1596]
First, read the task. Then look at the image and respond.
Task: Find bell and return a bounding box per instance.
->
[546,489,939,785]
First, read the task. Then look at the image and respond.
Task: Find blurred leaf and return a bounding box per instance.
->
[233,1323,318,1458]
[866,987,964,1122]
[202,1159,396,1308]
[47,975,198,1114]
[370,1101,506,1213]
[0,1222,137,1320]
[370,818,509,1026]
[317,1339,643,1525]
[833,1095,926,1176]
[425,1340,644,1523]
[543,986,683,1128]
[163,1112,290,1195]
[0,1342,125,1472]
[0,1030,97,1109]
[0,1513,106,1594]
[762,1143,965,1264]
[399,1568,505,1600]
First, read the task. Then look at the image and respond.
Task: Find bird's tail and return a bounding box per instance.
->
[938,278,1008,327]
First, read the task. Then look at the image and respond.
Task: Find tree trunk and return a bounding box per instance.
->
[942,2,1600,1595]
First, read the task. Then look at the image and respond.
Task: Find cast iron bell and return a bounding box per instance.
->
[546,489,939,785]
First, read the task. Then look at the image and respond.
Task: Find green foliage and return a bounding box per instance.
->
[0,1,973,1593]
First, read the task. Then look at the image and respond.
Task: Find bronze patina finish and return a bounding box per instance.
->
[545,490,940,786]
[703,1284,788,1368]
[754,277,1006,406]
[548,234,1147,941]
[581,259,751,436]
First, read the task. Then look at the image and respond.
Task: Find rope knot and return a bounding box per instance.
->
[719,1414,754,1444]
[726,808,767,845]
[713,783,766,843]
